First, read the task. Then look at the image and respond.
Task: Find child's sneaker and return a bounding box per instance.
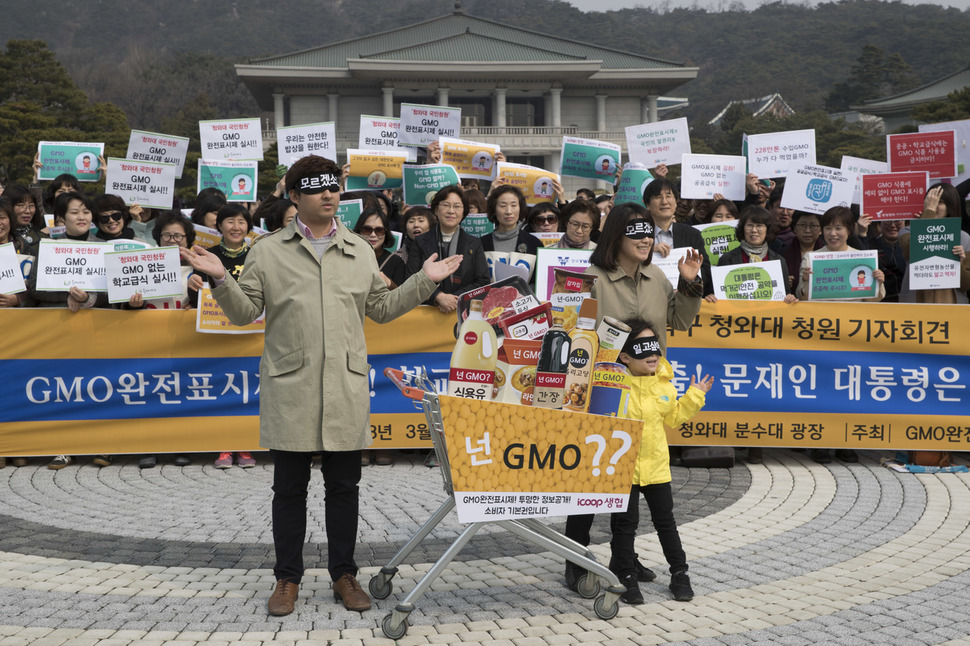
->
[636,560,657,582]
[620,573,644,605]
[236,452,256,468]
[669,571,694,601]
[214,452,233,469]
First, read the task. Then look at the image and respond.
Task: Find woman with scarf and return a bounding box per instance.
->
[553,200,599,250]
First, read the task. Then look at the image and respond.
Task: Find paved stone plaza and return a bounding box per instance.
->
[1,450,969,645]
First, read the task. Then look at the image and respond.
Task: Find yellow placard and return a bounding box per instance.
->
[439,137,500,180]
[496,161,559,205]
[195,286,265,334]
[346,149,407,190]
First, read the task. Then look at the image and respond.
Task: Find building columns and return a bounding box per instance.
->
[327,93,339,128]
[382,86,394,117]
[437,87,449,106]
[595,94,608,132]
[549,88,562,128]
[273,93,286,130]
[648,94,659,123]
[495,88,507,128]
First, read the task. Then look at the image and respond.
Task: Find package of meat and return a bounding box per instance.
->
[457,276,536,334]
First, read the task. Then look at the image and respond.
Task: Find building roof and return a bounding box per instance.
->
[853,64,970,114]
[708,93,795,127]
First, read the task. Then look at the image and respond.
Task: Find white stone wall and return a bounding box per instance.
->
[560,96,597,130]
[288,96,327,125]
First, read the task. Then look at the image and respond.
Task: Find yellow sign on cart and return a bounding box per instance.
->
[439,395,642,523]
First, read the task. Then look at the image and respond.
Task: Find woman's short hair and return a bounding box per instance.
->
[152,210,196,247]
[403,205,437,228]
[44,174,81,210]
[1,184,45,229]
[485,185,526,224]
[429,185,469,221]
[559,199,601,233]
[708,198,739,221]
[526,202,561,231]
[735,205,775,242]
[53,191,94,223]
[257,199,296,231]
[215,203,253,233]
[93,194,131,226]
[819,206,854,230]
[190,194,227,227]
[464,187,488,215]
[354,207,394,249]
[589,202,653,271]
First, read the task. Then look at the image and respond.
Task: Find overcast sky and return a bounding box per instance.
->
[565,0,970,10]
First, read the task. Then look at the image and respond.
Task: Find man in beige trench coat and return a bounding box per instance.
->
[181,155,462,616]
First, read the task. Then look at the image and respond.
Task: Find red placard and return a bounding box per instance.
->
[861,171,929,221]
[887,131,956,179]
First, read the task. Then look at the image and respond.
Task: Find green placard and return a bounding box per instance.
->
[614,167,654,206]
[460,213,494,237]
[909,217,961,290]
[808,250,879,300]
[337,199,363,230]
[696,221,740,266]
[402,164,461,205]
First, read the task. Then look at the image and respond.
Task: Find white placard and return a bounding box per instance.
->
[198,118,264,161]
[277,122,336,167]
[711,260,787,301]
[105,158,177,210]
[680,154,746,200]
[625,118,691,167]
[358,115,417,162]
[105,246,183,304]
[399,103,461,147]
[16,254,35,282]
[651,247,690,287]
[780,164,854,215]
[0,243,26,295]
[919,119,970,185]
[746,129,817,178]
[840,155,889,205]
[35,240,108,292]
[126,130,190,178]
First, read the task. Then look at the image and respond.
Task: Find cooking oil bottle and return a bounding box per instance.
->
[447,298,497,400]
[562,298,599,413]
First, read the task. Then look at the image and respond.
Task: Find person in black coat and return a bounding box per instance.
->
[480,185,541,256]
[643,179,713,296]
[406,185,489,313]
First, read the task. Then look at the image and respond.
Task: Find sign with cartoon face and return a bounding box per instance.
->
[439,137,501,181]
[37,141,105,182]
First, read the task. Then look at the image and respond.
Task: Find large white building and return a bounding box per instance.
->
[235,2,697,189]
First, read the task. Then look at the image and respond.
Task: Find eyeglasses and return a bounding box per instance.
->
[360,226,385,237]
[14,202,34,211]
[160,232,186,242]
[567,220,593,232]
[438,202,464,213]
[744,223,767,231]
[533,215,558,224]
[795,223,820,231]
[98,212,124,224]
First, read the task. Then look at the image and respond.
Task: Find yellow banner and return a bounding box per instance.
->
[195,286,266,334]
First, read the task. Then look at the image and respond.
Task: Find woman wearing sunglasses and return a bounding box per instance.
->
[354,207,406,290]
[92,194,136,242]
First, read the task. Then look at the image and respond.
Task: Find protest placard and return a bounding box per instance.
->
[37,141,104,182]
[532,232,564,248]
[192,224,221,249]
[126,130,190,178]
[680,154,746,200]
[919,119,970,184]
[745,129,816,178]
[358,115,417,161]
[711,260,787,301]
[276,122,336,167]
[105,246,182,304]
[694,220,740,266]
[496,162,559,206]
[199,118,263,161]
[439,137,501,181]
[196,286,265,334]
[613,163,653,207]
[535,247,593,300]
[909,217,961,290]
[345,149,407,191]
[460,213,494,237]
[840,155,889,205]
[16,254,34,282]
[860,172,928,221]
[625,118,691,167]
[105,158,177,210]
[197,160,258,203]
[780,164,854,215]
[652,247,691,287]
[402,164,461,205]
[887,131,956,179]
[35,240,108,292]
[336,199,363,230]
[559,136,620,182]
[399,104,461,147]
[807,249,879,300]
[0,243,26,295]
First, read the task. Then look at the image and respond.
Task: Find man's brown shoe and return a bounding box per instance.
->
[333,573,371,611]
[267,579,299,616]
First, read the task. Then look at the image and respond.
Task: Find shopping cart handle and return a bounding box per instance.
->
[383,367,426,401]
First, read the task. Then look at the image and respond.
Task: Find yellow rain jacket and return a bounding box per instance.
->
[628,358,707,486]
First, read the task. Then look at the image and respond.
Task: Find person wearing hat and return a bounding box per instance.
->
[180,155,462,617]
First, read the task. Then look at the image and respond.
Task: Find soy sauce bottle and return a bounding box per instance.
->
[533,317,571,409]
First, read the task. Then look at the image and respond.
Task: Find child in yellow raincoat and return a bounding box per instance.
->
[568,317,713,605]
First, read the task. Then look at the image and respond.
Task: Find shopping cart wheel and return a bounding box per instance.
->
[576,573,600,599]
[369,574,393,600]
[593,594,619,620]
[382,613,409,639]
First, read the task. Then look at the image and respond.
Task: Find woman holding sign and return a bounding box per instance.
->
[406,185,489,314]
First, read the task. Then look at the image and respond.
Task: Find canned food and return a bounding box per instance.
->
[587,362,631,417]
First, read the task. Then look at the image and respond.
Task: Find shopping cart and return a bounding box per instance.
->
[373,367,624,639]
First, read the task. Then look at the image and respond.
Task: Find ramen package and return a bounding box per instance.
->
[550,268,597,332]
[457,276,535,334]
[494,338,541,406]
